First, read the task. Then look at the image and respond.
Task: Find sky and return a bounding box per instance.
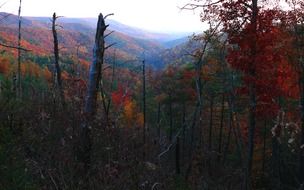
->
[1,0,205,33]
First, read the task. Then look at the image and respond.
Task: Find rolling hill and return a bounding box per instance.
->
[0,12,193,69]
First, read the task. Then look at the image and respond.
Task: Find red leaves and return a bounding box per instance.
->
[183,70,195,80]
[227,10,297,118]
[111,85,130,109]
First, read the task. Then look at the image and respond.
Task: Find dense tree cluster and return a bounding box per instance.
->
[0,0,304,189]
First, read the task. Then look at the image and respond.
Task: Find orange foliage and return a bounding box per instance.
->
[61,71,69,81]
[0,57,10,75]
[43,67,52,82]
[123,100,136,127]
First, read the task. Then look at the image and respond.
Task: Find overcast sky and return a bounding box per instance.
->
[1,0,205,33]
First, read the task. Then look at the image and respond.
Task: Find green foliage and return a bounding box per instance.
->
[0,126,38,190]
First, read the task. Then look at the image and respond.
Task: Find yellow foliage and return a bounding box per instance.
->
[124,100,136,127]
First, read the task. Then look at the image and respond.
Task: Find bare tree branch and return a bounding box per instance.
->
[103,65,111,71]
[105,30,114,38]
[180,0,223,10]
[105,42,117,50]
[158,128,182,159]
[0,42,30,51]
[104,13,114,20]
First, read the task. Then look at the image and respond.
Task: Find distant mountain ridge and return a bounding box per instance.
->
[22,14,191,45]
[0,12,192,68]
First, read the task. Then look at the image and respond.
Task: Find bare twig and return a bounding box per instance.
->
[105,30,114,38]
[47,170,59,190]
[151,182,161,190]
[158,128,182,159]
[103,65,111,71]
[105,42,117,50]
[180,0,223,10]
[104,13,114,20]
[0,42,30,51]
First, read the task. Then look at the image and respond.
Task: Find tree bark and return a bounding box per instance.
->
[247,0,258,188]
[84,13,106,115]
[176,136,181,174]
[182,103,186,149]
[52,12,65,107]
[300,70,304,184]
[106,50,117,119]
[262,121,267,175]
[142,60,146,150]
[169,93,173,141]
[80,13,107,176]
[271,136,281,189]
[218,94,225,155]
[17,0,22,98]
[157,102,161,140]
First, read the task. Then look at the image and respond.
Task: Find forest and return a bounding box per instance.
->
[0,0,304,189]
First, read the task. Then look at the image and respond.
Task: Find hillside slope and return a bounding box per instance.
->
[0,12,191,69]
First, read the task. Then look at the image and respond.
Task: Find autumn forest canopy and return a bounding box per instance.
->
[0,0,304,189]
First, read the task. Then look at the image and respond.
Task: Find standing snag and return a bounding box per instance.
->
[79,13,108,175]
[52,12,65,107]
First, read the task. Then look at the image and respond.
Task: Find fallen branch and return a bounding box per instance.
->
[158,128,182,159]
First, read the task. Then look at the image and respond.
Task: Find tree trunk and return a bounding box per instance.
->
[106,50,117,118]
[262,121,267,175]
[169,93,173,141]
[80,13,107,176]
[223,107,233,164]
[52,12,65,107]
[157,102,161,140]
[84,13,106,115]
[100,80,108,124]
[300,71,304,184]
[17,0,22,98]
[142,60,146,158]
[176,136,180,174]
[182,103,186,149]
[247,0,258,188]
[218,94,225,156]
[208,95,214,151]
[272,136,281,189]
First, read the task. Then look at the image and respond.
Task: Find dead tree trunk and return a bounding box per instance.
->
[176,136,180,174]
[84,13,106,115]
[182,103,186,149]
[80,13,107,175]
[17,0,22,98]
[169,93,173,141]
[143,59,146,145]
[106,49,117,119]
[157,102,161,140]
[52,12,65,107]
